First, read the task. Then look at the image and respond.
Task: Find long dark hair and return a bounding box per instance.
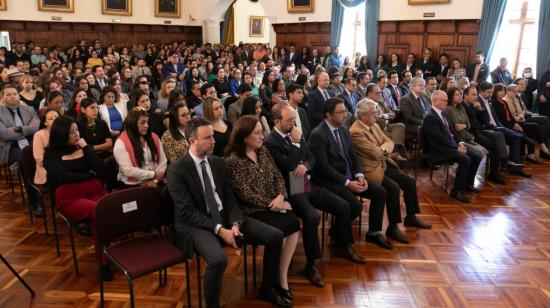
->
[67,88,87,117]
[49,116,75,149]
[167,102,186,141]
[446,87,462,106]
[492,83,506,101]
[224,115,260,157]
[123,108,157,167]
[241,97,261,117]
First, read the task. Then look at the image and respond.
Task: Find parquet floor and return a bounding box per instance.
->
[1,159,550,307]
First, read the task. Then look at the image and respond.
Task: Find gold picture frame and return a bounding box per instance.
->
[102,0,132,16]
[408,0,450,5]
[0,0,6,11]
[38,0,74,12]
[250,16,264,37]
[287,0,314,13]
[155,0,180,18]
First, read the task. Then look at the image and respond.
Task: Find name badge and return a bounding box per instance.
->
[122,201,138,213]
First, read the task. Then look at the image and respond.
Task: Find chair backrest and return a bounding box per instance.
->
[21,145,36,180]
[95,186,163,244]
[100,155,119,192]
[161,185,175,226]
[417,125,427,151]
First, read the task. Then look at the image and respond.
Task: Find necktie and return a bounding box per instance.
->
[441,113,454,140]
[349,93,355,112]
[394,85,401,100]
[333,129,352,179]
[200,160,222,225]
[11,109,29,149]
[417,97,427,116]
[473,65,480,82]
[284,135,292,145]
[322,90,330,101]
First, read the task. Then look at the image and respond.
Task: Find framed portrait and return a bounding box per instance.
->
[38,0,74,12]
[102,0,132,16]
[287,0,314,13]
[0,0,6,11]
[250,16,264,37]
[408,0,450,4]
[155,0,180,18]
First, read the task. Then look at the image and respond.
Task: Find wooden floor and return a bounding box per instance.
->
[1,159,550,308]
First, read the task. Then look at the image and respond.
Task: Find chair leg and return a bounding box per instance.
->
[444,164,450,193]
[18,171,26,205]
[185,260,191,308]
[67,222,79,275]
[0,254,35,296]
[127,278,135,308]
[164,268,167,286]
[99,245,105,308]
[321,211,326,257]
[358,197,363,237]
[429,166,434,180]
[252,245,257,289]
[158,269,162,287]
[51,200,61,257]
[42,195,48,235]
[196,254,202,308]
[243,240,248,293]
[7,168,15,194]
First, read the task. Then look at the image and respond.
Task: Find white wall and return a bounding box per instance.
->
[232,0,270,44]
[258,0,332,24]
[379,0,482,21]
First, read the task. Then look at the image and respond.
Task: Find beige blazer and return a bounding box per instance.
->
[350,120,397,184]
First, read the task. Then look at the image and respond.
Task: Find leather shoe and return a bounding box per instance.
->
[32,205,44,218]
[450,190,471,203]
[75,223,92,237]
[540,151,550,160]
[304,265,325,287]
[525,156,541,164]
[259,288,292,307]
[487,174,507,185]
[404,216,432,229]
[365,233,393,250]
[386,227,410,244]
[506,161,524,169]
[510,168,531,178]
[276,285,294,301]
[467,185,481,193]
[332,245,367,263]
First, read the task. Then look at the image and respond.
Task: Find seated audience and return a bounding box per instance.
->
[157,77,176,113]
[113,107,167,188]
[448,58,467,82]
[286,84,311,139]
[466,51,489,86]
[130,91,165,137]
[203,97,232,157]
[399,78,430,135]
[228,84,253,124]
[98,86,127,138]
[18,75,43,111]
[307,72,335,128]
[66,88,87,118]
[225,115,300,306]
[367,81,405,152]
[161,102,190,163]
[271,79,288,106]
[490,57,513,86]
[77,97,113,159]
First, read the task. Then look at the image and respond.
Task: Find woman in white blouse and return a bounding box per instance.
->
[98,86,128,138]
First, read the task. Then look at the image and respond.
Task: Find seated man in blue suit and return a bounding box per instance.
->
[162,51,187,93]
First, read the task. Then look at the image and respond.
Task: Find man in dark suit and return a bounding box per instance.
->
[490,57,513,86]
[466,51,490,87]
[355,72,370,99]
[284,43,300,66]
[167,117,290,307]
[339,78,361,115]
[421,91,482,203]
[433,53,450,83]
[162,51,187,92]
[309,98,392,250]
[387,71,404,105]
[307,72,335,128]
[287,84,311,139]
[415,48,437,78]
[399,78,431,135]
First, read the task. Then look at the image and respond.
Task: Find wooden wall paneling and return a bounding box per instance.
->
[273,22,330,50]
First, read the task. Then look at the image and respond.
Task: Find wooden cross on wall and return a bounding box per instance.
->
[509,0,535,76]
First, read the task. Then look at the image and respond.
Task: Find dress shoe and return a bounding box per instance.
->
[304,265,325,287]
[365,233,393,250]
[100,265,114,282]
[32,205,44,218]
[506,161,524,169]
[467,185,481,193]
[75,223,92,237]
[540,151,550,160]
[404,215,432,229]
[332,245,367,263]
[386,227,410,244]
[258,287,292,307]
[487,174,507,185]
[525,156,541,164]
[450,190,471,203]
[276,285,294,301]
[510,168,532,178]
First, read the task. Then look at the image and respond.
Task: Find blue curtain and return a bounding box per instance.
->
[537,0,550,79]
[330,0,366,48]
[365,0,379,66]
[476,0,507,65]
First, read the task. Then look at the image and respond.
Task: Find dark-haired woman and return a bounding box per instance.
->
[212,67,230,98]
[77,97,113,159]
[131,91,166,137]
[43,116,110,280]
[66,88,87,118]
[224,115,300,303]
[40,90,65,117]
[161,103,190,163]
[98,86,127,138]
[241,96,270,136]
[113,108,167,188]
[33,109,59,185]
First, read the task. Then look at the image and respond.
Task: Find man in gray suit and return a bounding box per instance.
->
[0,85,41,216]
[398,78,431,135]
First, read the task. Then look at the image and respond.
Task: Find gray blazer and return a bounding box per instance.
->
[399,92,430,134]
[0,104,39,164]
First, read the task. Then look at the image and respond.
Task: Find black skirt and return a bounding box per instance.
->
[248,210,300,237]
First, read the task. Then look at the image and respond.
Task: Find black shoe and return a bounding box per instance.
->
[506,161,524,169]
[276,285,294,301]
[467,185,481,193]
[510,168,532,178]
[304,264,325,287]
[487,174,507,185]
[386,227,410,244]
[450,190,471,203]
[75,223,92,237]
[100,265,113,282]
[32,205,44,218]
[404,216,432,229]
[540,151,550,160]
[258,288,292,307]
[525,156,541,164]
[332,245,367,264]
[365,233,393,249]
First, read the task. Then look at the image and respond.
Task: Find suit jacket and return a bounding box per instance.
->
[284,52,300,66]
[350,120,397,184]
[388,83,403,106]
[433,64,450,79]
[240,51,253,64]
[309,121,363,190]
[307,88,335,129]
[490,67,513,85]
[167,153,244,258]
[476,96,501,129]
[399,92,430,131]
[416,58,437,77]
[356,85,368,99]
[466,63,489,83]
[492,98,517,129]
[339,90,361,114]
[0,104,39,164]
[162,62,186,80]
[421,108,460,163]
[264,130,316,194]
[296,106,312,140]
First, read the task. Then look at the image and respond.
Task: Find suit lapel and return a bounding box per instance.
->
[183,155,208,211]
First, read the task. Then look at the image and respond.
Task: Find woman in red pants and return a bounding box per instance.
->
[43,116,111,280]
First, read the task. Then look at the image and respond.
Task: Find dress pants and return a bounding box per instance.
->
[324,181,387,233]
[473,130,507,175]
[383,165,420,219]
[492,126,523,163]
[192,216,283,308]
[445,150,482,192]
[383,122,405,146]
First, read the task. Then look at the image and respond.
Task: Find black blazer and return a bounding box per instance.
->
[491,98,517,129]
[167,153,244,258]
[433,64,450,79]
[297,106,312,140]
[387,83,403,106]
[466,63,489,83]
[264,130,316,194]
[307,88,335,129]
[308,121,363,190]
[476,96,502,128]
[421,108,461,163]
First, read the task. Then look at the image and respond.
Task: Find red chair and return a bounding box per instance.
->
[95,186,189,308]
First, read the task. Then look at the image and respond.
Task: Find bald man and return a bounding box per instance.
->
[307,72,335,128]
[420,90,482,203]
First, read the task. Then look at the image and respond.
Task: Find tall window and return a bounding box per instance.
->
[339,3,366,64]
[490,0,540,77]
